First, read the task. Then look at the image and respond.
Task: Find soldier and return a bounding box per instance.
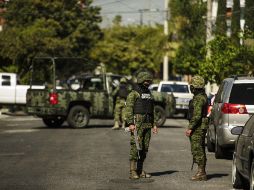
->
[112,77,129,130]
[185,75,208,181]
[125,71,158,179]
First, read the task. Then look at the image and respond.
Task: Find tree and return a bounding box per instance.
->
[199,36,253,83]
[90,24,166,76]
[0,0,102,80]
[169,0,206,76]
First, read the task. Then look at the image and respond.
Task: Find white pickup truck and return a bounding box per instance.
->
[0,73,44,106]
[157,81,193,117]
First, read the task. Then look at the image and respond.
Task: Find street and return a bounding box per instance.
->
[0,115,237,190]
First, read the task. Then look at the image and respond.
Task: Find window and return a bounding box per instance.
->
[1,75,11,86]
[229,83,254,105]
[161,84,189,93]
[83,77,103,91]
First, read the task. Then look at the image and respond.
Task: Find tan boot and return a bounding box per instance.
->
[129,161,139,179]
[191,166,207,181]
[121,121,126,129]
[111,121,120,130]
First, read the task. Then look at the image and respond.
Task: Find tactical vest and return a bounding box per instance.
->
[187,93,208,120]
[133,86,154,115]
[118,84,128,99]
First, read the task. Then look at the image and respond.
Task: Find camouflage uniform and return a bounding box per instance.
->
[125,71,157,179]
[187,75,208,181]
[112,78,129,130]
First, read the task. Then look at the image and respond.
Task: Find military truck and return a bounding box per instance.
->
[26,57,175,128]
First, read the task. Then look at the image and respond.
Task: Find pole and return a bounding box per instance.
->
[163,0,169,81]
[206,0,213,58]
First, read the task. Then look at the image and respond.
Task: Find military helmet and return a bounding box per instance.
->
[120,77,127,83]
[190,75,205,88]
[137,71,153,84]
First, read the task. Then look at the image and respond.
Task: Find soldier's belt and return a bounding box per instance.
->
[135,114,154,123]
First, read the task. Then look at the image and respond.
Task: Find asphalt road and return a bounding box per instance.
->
[0,115,239,190]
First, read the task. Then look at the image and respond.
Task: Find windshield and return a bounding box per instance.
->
[161,84,189,93]
[229,83,254,105]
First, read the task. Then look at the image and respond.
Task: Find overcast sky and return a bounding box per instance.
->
[92,0,166,27]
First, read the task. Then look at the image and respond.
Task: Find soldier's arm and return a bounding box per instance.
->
[125,91,139,126]
[112,86,119,97]
[188,98,204,130]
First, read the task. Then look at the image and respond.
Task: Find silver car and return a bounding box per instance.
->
[207,76,254,159]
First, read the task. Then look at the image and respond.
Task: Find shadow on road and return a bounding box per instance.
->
[150,170,178,176]
[207,173,228,180]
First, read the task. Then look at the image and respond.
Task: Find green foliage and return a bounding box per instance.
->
[169,0,206,76]
[198,36,253,83]
[90,25,166,75]
[0,0,102,79]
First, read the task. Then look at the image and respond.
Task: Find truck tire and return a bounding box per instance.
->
[207,130,215,152]
[232,153,245,189]
[67,105,89,128]
[154,105,166,127]
[215,133,224,159]
[42,117,65,128]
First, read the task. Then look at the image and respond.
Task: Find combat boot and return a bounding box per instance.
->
[111,121,120,130]
[121,121,126,129]
[137,160,151,178]
[129,161,139,179]
[191,166,207,181]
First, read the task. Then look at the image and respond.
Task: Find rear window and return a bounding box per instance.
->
[229,83,254,105]
[161,84,189,93]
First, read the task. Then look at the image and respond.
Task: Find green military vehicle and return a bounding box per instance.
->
[26,57,175,128]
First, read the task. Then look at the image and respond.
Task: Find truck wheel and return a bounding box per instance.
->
[207,130,215,152]
[232,153,244,189]
[215,133,224,159]
[67,105,89,128]
[154,105,166,127]
[42,117,65,128]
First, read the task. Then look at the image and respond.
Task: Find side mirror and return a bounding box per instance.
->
[231,126,243,135]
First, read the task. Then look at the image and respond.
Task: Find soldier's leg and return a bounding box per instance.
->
[119,99,126,128]
[190,130,207,181]
[112,100,120,129]
[129,133,139,179]
[137,127,152,178]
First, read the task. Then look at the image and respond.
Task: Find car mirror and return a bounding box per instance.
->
[231,126,243,135]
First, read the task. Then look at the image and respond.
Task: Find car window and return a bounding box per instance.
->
[161,84,189,93]
[83,77,103,91]
[214,82,225,103]
[229,83,254,105]
[242,115,254,136]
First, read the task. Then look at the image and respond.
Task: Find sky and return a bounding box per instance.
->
[92,0,166,27]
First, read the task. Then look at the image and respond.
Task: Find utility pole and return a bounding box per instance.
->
[163,0,169,81]
[206,0,213,58]
[239,0,245,45]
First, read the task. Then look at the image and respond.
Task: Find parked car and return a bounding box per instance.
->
[231,115,254,189]
[0,73,44,106]
[207,75,254,158]
[157,81,193,118]
[149,84,159,91]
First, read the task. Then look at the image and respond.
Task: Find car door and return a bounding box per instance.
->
[209,81,227,140]
[237,115,254,177]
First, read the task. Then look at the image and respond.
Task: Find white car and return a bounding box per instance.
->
[157,81,193,117]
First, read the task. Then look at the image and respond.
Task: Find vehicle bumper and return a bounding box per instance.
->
[26,106,66,116]
[217,124,239,148]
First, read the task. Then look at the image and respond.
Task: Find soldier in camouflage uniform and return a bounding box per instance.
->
[125,71,158,179]
[186,75,208,181]
[112,77,129,130]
